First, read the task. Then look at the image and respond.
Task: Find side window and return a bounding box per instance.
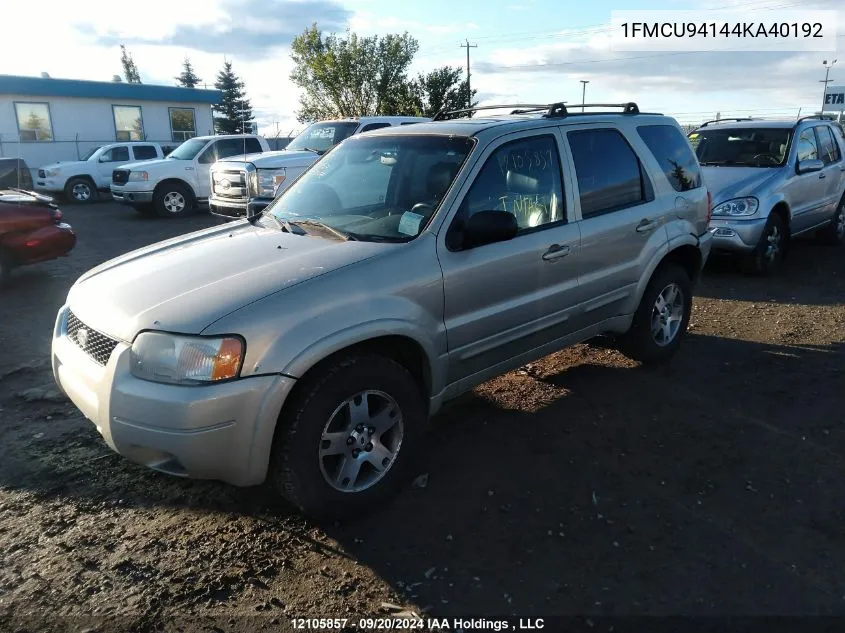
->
[567,128,646,218]
[360,122,391,133]
[458,135,565,233]
[243,138,263,154]
[100,146,130,162]
[816,126,841,164]
[132,145,158,160]
[796,128,819,162]
[637,124,702,192]
[215,139,252,160]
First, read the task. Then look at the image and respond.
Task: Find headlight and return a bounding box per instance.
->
[130,332,244,385]
[712,197,759,217]
[251,168,286,197]
[45,168,61,177]
[127,171,149,182]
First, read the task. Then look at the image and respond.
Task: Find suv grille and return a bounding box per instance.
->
[66,311,119,366]
[112,169,130,185]
[212,168,249,201]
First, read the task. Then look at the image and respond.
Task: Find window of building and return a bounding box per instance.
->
[113,105,144,141]
[567,128,647,218]
[169,108,197,142]
[15,102,53,142]
[132,145,158,160]
[637,124,702,192]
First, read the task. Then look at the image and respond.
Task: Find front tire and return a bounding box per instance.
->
[819,195,845,246]
[154,183,194,218]
[620,263,692,364]
[269,354,426,520]
[65,177,97,204]
[743,213,786,275]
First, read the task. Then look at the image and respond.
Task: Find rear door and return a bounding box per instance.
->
[563,124,669,323]
[95,145,130,188]
[815,124,845,221]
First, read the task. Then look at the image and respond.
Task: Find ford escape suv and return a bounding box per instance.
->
[52,102,712,519]
[690,117,845,274]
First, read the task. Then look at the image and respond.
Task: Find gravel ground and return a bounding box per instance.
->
[1,202,844,632]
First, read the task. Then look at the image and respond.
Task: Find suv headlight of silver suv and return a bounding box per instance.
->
[130,332,245,385]
[250,168,286,197]
[712,197,759,217]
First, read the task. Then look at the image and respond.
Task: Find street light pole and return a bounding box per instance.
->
[580,80,589,112]
[821,59,837,114]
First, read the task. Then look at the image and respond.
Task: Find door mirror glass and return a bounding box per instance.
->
[796,158,824,174]
[462,210,518,249]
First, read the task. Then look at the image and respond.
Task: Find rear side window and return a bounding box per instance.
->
[244,137,263,154]
[215,138,257,159]
[637,125,702,191]
[567,129,647,218]
[816,126,841,164]
[360,122,391,133]
[133,145,158,160]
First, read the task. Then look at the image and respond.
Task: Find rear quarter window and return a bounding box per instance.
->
[637,124,702,192]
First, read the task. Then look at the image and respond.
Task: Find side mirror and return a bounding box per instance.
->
[797,158,824,174]
[461,210,518,249]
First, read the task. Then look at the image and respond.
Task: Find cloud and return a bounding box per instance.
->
[91,0,351,57]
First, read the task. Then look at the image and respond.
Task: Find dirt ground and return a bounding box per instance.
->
[1,202,844,632]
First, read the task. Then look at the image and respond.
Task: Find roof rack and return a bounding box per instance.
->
[432,101,641,121]
[795,115,834,124]
[699,117,758,128]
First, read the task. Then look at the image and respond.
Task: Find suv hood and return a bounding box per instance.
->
[701,166,783,204]
[67,222,388,342]
[218,149,319,170]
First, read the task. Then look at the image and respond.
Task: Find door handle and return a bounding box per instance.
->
[185,167,195,171]
[819,172,826,179]
[542,244,571,261]
[636,219,657,233]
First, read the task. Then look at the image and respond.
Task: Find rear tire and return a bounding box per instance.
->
[743,213,786,275]
[269,354,426,520]
[620,263,692,364]
[153,182,194,218]
[819,195,845,246]
[65,177,97,204]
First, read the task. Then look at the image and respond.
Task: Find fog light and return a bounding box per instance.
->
[714,228,736,237]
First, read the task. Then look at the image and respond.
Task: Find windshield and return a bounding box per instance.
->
[286,122,359,153]
[167,138,207,160]
[267,134,474,242]
[82,146,102,161]
[690,127,792,167]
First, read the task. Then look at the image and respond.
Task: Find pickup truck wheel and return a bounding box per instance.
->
[819,195,845,246]
[620,263,692,364]
[65,177,97,204]
[743,213,785,275]
[269,354,426,520]
[154,183,194,218]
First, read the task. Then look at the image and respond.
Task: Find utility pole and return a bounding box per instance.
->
[579,80,589,112]
[821,59,837,114]
[460,39,477,109]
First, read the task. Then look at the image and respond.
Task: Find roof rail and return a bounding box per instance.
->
[432,101,641,121]
[699,117,757,128]
[795,115,833,124]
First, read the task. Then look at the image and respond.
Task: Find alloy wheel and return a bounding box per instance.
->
[765,225,782,263]
[72,183,91,201]
[650,282,684,347]
[318,390,404,493]
[163,192,186,214]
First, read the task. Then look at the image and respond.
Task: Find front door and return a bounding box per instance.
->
[438,131,582,386]
[96,145,130,188]
[787,127,827,233]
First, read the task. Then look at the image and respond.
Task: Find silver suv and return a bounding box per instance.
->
[690,117,845,274]
[51,102,712,519]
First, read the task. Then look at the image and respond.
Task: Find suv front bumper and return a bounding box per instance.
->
[708,216,768,253]
[51,307,295,487]
[110,185,154,205]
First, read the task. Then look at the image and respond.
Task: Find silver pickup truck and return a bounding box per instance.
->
[52,102,712,519]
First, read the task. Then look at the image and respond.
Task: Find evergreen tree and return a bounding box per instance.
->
[213,60,253,134]
[120,45,142,84]
[176,57,201,88]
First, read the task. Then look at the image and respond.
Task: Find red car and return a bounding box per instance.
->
[0,188,76,281]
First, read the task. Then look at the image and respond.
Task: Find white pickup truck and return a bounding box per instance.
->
[209,116,429,219]
[36,142,166,203]
[111,134,270,217]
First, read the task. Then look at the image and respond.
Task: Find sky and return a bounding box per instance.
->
[0,0,842,136]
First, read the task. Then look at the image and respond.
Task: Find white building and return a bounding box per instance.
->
[0,74,221,177]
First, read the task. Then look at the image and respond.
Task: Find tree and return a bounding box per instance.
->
[402,66,477,118]
[213,60,253,134]
[120,45,142,84]
[290,24,419,122]
[176,57,201,88]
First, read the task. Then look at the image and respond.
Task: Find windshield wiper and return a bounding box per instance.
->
[700,160,737,166]
[299,147,325,155]
[291,219,356,241]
